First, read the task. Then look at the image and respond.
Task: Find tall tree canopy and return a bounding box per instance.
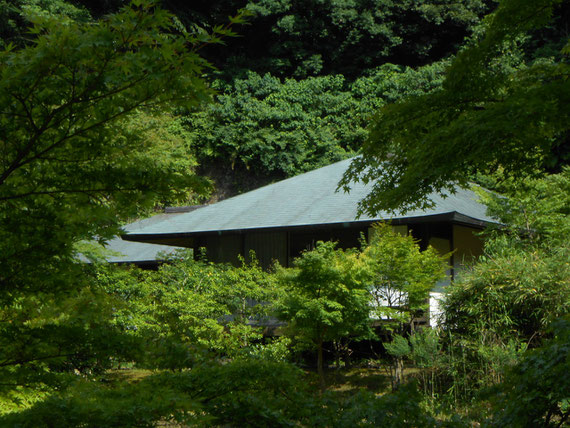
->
[1,1,494,201]
[275,241,372,388]
[184,0,491,80]
[0,0,242,404]
[0,0,223,298]
[25,0,489,80]
[185,63,446,196]
[238,0,489,79]
[341,0,570,215]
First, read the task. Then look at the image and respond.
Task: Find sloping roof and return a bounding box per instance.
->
[103,213,185,263]
[101,237,180,264]
[124,158,497,242]
[79,212,191,264]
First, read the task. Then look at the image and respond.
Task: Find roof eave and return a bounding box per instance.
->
[123,211,496,246]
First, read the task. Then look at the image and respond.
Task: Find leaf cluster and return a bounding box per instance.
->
[0,0,216,301]
[276,225,448,352]
[96,255,278,367]
[478,167,570,249]
[0,0,234,414]
[275,241,373,347]
[203,0,489,80]
[341,0,570,215]
[0,357,464,427]
[0,273,142,400]
[445,171,570,347]
[488,318,570,427]
[363,224,448,330]
[184,62,446,190]
[0,359,311,427]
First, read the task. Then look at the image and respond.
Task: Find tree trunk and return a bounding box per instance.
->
[318,339,325,392]
[333,340,342,370]
[393,357,404,391]
[344,345,352,370]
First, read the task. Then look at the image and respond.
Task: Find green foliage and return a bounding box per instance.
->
[318,381,462,428]
[364,173,569,411]
[97,255,277,367]
[478,167,570,249]
[341,0,570,215]
[488,318,570,427]
[275,228,447,387]
[0,377,206,427]
[175,359,312,427]
[439,239,568,405]
[186,72,355,177]
[0,359,312,427]
[352,61,449,108]
[184,62,446,192]
[0,0,216,301]
[0,0,92,48]
[1,253,291,420]
[53,0,488,80]
[335,2,570,410]
[445,172,570,347]
[410,328,442,368]
[433,171,570,408]
[120,110,212,207]
[0,0,243,415]
[385,334,411,359]
[363,224,448,331]
[523,1,570,62]
[275,241,372,384]
[385,328,443,393]
[276,242,372,343]
[444,242,570,346]
[0,275,144,409]
[212,0,488,79]
[1,0,567,423]
[1,357,467,427]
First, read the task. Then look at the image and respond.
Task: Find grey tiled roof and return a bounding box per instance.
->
[102,213,185,263]
[124,158,497,241]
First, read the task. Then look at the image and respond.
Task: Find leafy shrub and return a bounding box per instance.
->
[487,318,570,427]
[182,63,446,188]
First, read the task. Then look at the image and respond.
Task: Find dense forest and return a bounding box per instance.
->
[0,0,568,426]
